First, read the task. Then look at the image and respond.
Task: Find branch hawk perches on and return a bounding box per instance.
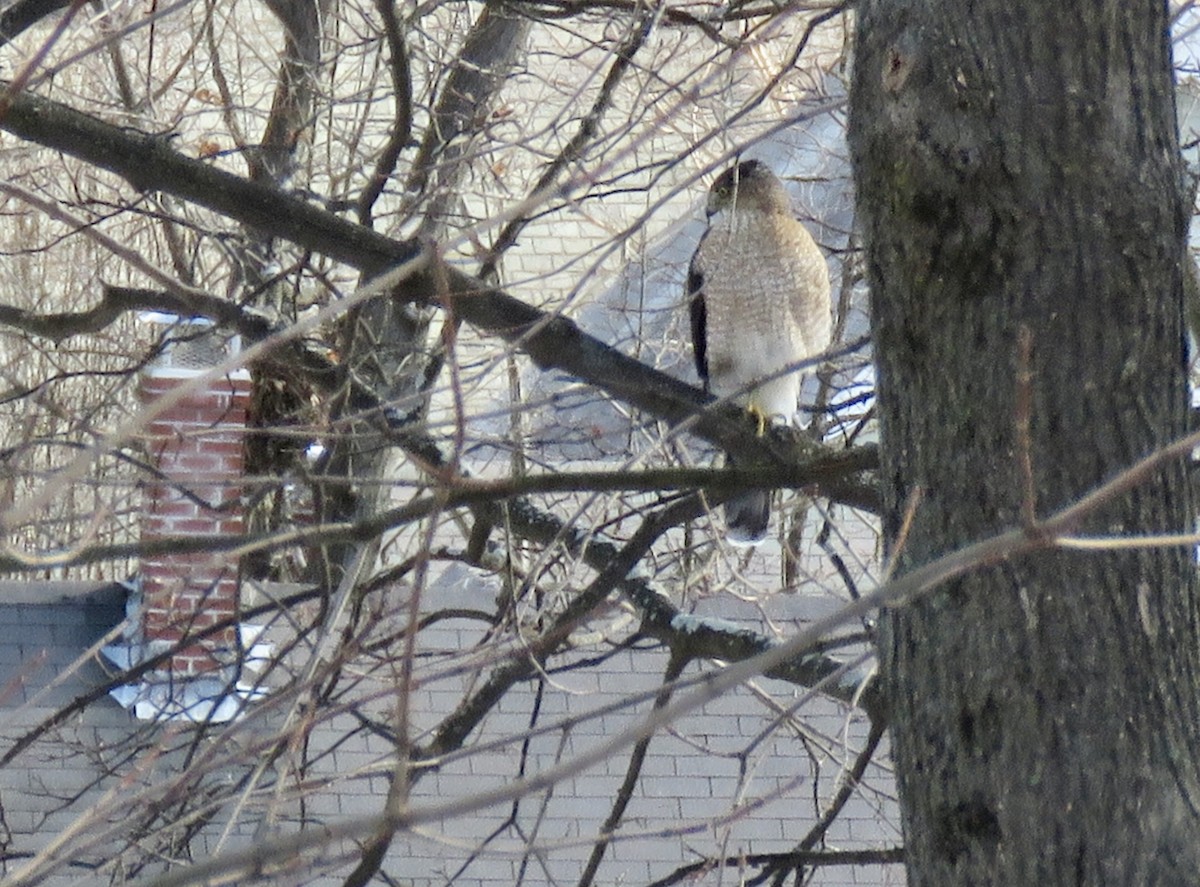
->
[687,160,832,543]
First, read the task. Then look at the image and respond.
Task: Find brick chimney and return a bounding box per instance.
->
[137,323,250,680]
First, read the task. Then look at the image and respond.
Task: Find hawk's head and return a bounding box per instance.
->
[705,159,790,217]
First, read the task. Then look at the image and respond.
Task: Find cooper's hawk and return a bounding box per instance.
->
[687,160,832,542]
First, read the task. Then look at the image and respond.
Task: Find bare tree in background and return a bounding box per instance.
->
[0,1,896,885]
[4,0,1199,885]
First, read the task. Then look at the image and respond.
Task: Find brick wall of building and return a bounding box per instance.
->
[138,369,252,677]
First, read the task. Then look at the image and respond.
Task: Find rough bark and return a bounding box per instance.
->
[850,2,1200,884]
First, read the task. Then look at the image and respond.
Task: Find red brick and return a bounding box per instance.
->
[187,610,234,629]
[139,370,250,676]
[148,499,202,517]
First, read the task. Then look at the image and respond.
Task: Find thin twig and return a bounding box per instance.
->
[577,650,690,887]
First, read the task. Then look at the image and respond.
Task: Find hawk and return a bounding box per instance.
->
[687,160,832,542]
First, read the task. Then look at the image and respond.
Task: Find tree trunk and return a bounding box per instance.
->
[849,2,1200,884]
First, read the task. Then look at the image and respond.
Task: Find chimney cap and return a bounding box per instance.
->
[139,312,246,377]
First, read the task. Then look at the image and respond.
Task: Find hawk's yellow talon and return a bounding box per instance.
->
[748,405,769,437]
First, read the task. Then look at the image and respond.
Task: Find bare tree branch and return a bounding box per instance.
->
[404,0,532,233]
[0,79,843,467]
[355,0,414,226]
[132,416,1199,887]
[0,0,69,48]
[763,718,888,886]
[479,6,656,282]
[0,285,269,342]
[578,650,690,887]
[647,846,906,887]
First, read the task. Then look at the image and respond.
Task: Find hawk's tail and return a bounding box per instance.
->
[725,490,770,545]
